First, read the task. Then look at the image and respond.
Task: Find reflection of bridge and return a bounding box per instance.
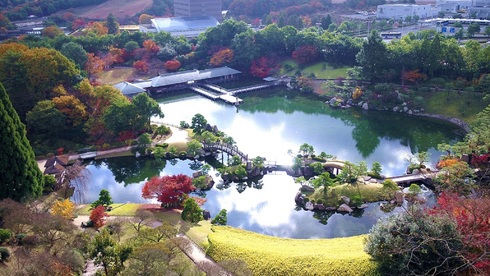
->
[203,142,248,163]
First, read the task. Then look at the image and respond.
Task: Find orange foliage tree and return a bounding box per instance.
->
[402,69,428,84]
[85,53,105,76]
[89,205,109,229]
[42,26,64,38]
[139,14,153,24]
[210,48,234,67]
[133,60,149,74]
[143,39,159,55]
[52,95,88,127]
[84,21,108,36]
[164,60,181,72]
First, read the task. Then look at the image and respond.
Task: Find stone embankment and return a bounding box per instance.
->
[327,97,470,134]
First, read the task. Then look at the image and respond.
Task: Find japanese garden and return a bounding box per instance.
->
[0,0,490,275]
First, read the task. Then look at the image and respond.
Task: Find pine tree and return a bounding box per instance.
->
[0,82,44,201]
[105,13,119,35]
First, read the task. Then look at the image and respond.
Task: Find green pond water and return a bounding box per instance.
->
[81,87,462,238]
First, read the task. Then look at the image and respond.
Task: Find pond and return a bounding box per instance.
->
[78,87,462,238]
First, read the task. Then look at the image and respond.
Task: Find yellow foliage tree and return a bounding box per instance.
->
[51,199,75,220]
[352,86,363,100]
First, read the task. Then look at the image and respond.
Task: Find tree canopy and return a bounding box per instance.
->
[0,82,44,201]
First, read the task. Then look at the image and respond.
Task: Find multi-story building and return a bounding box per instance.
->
[376,4,438,20]
[174,0,222,21]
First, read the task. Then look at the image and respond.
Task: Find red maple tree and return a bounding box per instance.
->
[429,192,490,273]
[250,56,279,78]
[142,174,195,208]
[89,205,109,229]
[292,45,318,65]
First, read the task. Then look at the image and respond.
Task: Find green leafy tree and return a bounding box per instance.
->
[60,42,88,69]
[370,162,382,176]
[312,172,335,198]
[191,113,207,135]
[89,228,133,276]
[0,82,44,201]
[91,189,113,209]
[132,93,163,132]
[192,175,207,190]
[26,100,66,139]
[467,23,480,38]
[408,183,422,196]
[356,31,388,82]
[211,209,227,225]
[234,165,247,179]
[181,198,203,223]
[106,13,119,35]
[299,143,314,157]
[186,139,202,156]
[310,162,324,175]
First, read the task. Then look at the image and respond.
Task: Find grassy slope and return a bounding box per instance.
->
[207,226,378,276]
[424,90,487,124]
[280,60,349,79]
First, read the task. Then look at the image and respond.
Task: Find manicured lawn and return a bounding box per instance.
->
[98,67,134,85]
[280,60,350,79]
[425,90,486,124]
[207,226,378,275]
[76,203,146,216]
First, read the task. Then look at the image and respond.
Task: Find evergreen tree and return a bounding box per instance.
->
[356,30,388,83]
[0,82,44,201]
[106,13,119,35]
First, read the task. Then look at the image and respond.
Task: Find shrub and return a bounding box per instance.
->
[365,207,464,275]
[0,229,12,244]
[0,247,10,261]
[211,209,227,225]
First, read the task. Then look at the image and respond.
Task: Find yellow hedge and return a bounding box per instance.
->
[207,226,378,276]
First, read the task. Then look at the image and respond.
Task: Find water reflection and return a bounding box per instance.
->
[75,89,463,238]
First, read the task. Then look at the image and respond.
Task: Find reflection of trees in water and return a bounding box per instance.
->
[312,209,366,225]
[68,163,89,204]
[241,91,461,158]
[92,157,167,186]
[215,179,264,193]
[313,211,334,225]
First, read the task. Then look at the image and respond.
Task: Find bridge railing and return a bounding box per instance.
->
[202,142,248,162]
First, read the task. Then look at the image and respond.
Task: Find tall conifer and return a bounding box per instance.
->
[0,82,44,201]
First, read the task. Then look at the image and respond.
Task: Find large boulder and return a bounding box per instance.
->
[305,201,314,210]
[362,102,369,110]
[337,204,353,213]
[295,192,304,205]
[340,196,351,205]
[301,184,315,193]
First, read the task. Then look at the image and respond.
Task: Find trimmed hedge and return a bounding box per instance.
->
[207,226,378,275]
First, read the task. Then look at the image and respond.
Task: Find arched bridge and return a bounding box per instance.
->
[202,142,248,163]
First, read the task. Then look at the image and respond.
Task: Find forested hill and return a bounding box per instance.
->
[1,0,107,21]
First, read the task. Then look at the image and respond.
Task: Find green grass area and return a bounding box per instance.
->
[280,60,350,79]
[309,183,391,207]
[424,90,487,124]
[207,226,378,275]
[76,203,144,216]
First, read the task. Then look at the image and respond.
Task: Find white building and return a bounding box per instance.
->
[377,4,438,20]
[174,0,222,22]
[139,16,219,37]
[436,0,471,13]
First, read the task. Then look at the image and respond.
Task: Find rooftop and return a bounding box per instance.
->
[151,16,219,33]
[151,67,241,88]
